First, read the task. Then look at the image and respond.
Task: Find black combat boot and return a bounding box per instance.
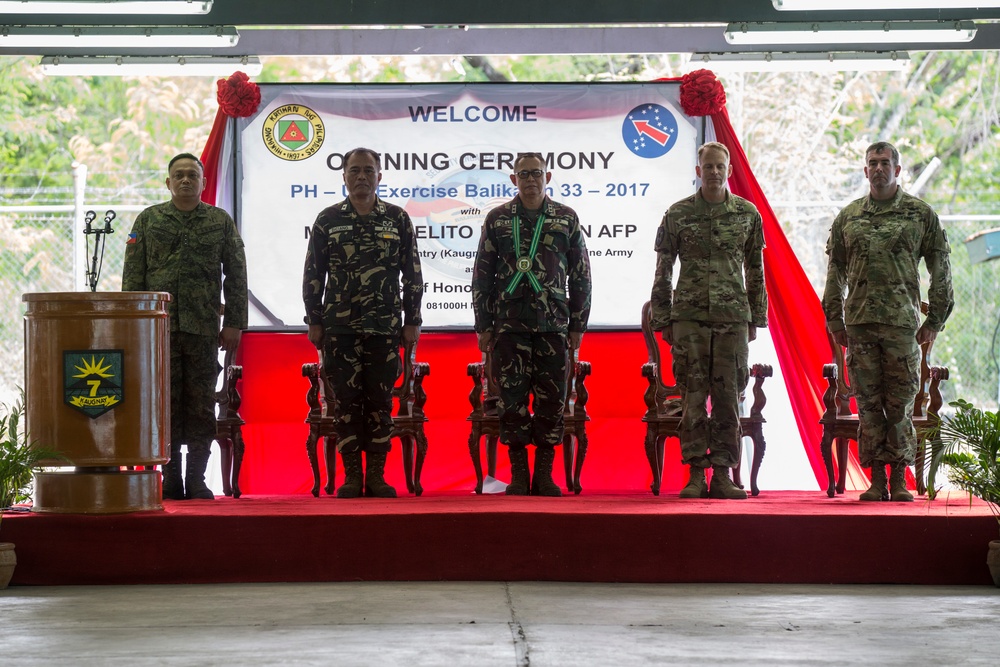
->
[531,447,562,497]
[364,451,397,498]
[184,443,215,500]
[337,450,364,498]
[161,445,185,501]
[859,463,889,501]
[505,447,530,496]
[709,465,747,499]
[679,466,708,499]
[889,464,914,502]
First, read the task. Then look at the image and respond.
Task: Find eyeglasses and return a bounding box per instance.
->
[516,169,545,179]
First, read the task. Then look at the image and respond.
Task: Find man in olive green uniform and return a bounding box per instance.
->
[650,141,767,500]
[472,152,592,496]
[123,153,248,501]
[303,147,423,499]
[823,141,953,502]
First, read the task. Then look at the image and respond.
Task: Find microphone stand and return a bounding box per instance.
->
[83,210,115,292]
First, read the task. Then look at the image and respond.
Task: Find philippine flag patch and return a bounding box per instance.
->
[126,233,137,245]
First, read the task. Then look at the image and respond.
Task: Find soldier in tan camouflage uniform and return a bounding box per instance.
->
[650,142,767,500]
[823,141,953,502]
[123,153,248,501]
[472,152,592,496]
[303,147,423,498]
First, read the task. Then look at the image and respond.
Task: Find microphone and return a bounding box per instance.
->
[84,210,97,234]
[103,210,116,234]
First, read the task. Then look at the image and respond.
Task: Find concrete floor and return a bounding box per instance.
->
[2,582,998,666]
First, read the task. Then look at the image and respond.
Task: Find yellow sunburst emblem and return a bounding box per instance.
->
[64,349,124,419]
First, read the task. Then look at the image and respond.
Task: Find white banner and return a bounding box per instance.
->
[232,83,701,329]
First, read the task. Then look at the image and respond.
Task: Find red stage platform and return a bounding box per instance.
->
[4,491,996,587]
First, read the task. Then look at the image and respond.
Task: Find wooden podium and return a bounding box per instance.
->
[23,292,171,514]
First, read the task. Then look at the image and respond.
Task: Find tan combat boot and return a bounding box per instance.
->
[859,463,888,501]
[337,450,364,498]
[505,447,530,496]
[364,451,397,498]
[679,466,709,499]
[531,447,562,497]
[889,464,914,502]
[709,465,747,500]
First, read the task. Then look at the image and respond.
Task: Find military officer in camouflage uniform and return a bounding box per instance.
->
[303,147,423,499]
[123,152,248,501]
[650,141,767,500]
[823,141,953,502]
[472,152,592,496]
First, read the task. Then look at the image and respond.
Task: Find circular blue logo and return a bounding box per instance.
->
[622,103,679,159]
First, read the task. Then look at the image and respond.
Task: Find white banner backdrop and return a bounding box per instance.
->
[229,82,702,330]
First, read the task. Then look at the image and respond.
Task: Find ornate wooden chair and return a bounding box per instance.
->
[466,342,591,495]
[640,300,772,497]
[302,337,430,497]
[819,303,949,498]
[215,347,246,498]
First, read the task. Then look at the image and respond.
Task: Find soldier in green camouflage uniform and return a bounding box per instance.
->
[823,141,953,502]
[472,152,592,496]
[650,142,767,500]
[122,153,248,501]
[303,147,423,499]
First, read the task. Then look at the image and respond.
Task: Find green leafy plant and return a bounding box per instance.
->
[0,391,64,524]
[927,399,1000,536]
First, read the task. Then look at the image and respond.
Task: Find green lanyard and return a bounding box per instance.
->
[505,213,545,294]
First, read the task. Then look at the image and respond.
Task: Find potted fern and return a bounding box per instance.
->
[928,399,1000,587]
[0,392,64,589]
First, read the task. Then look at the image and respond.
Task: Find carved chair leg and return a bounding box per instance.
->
[306,427,322,498]
[218,437,234,497]
[486,435,498,479]
[732,436,744,490]
[401,433,416,494]
[573,430,588,495]
[749,424,765,498]
[231,428,245,499]
[644,427,660,496]
[413,430,428,497]
[323,435,338,496]
[820,428,836,498]
[562,433,575,494]
[469,427,485,495]
[914,440,927,496]
[835,437,849,495]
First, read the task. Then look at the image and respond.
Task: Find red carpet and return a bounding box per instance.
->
[4,491,996,586]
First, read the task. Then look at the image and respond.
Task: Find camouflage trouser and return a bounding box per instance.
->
[671,320,749,468]
[846,324,920,467]
[169,331,221,451]
[323,333,400,454]
[492,332,568,450]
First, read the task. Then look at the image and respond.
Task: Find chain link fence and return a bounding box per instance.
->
[1,172,159,406]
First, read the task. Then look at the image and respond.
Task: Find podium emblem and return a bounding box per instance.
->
[64,350,124,418]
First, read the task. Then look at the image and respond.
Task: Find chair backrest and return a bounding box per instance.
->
[640,300,682,419]
[215,347,243,425]
[393,337,429,420]
[306,338,427,421]
[827,301,935,419]
[467,336,590,420]
[639,300,770,420]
